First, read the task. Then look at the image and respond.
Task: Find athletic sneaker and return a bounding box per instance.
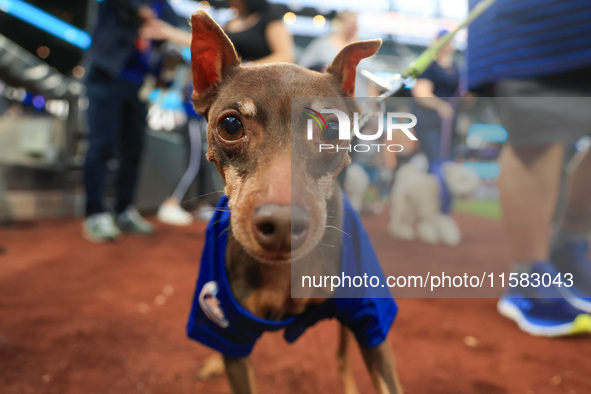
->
[497,262,591,337]
[117,207,155,235]
[551,240,591,312]
[195,204,215,222]
[83,212,121,243]
[157,202,194,226]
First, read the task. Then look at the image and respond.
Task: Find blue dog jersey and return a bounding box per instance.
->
[187,195,397,358]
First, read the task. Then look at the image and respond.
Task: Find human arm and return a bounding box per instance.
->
[139,18,191,46]
[249,20,294,64]
[411,78,454,120]
[110,0,155,21]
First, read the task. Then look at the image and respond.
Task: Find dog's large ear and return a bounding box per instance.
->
[191,10,240,114]
[326,39,382,97]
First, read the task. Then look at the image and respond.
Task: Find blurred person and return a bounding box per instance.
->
[155,82,213,226]
[468,0,591,336]
[224,0,294,63]
[298,11,379,98]
[298,11,384,204]
[145,63,213,226]
[411,29,459,169]
[140,0,295,225]
[82,0,180,242]
[298,11,359,71]
[141,0,293,64]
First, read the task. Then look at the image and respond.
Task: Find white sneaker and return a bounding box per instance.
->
[195,204,215,222]
[157,202,194,226]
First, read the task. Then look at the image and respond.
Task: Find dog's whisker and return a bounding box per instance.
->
[325,225,351,238]
[181,190,225,206]
[319,242,337,248]
[210,217,226,227]
[206,208,231,213]
[217,227,230,239]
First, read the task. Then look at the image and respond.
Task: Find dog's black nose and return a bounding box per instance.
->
[252,204,309,254]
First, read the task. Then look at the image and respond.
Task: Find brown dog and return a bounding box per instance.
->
[187,10,401,394]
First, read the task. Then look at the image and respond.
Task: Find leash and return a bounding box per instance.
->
[378,0,497,99]
[356,0,497,130]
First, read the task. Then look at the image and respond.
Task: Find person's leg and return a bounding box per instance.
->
[551,148,591,309]
[114,85,154,234]
[497,143,563,261]
[158,118,204,225]
[82,75,124,242]
[496,143,591,336]
[492,80,591,335]
[0,167,11,224]
[552,144,577,227]
[83,81,122,217]
[115,88,147,215]
[415,128,441,169]
[559,149,591,235]
[494,111,591,335]
[171,117,203,201]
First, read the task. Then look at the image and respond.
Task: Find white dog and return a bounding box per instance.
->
[388,161,480,246]
[344,162,370,212]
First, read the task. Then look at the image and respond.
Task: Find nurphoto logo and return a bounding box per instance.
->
[303,107,418,153]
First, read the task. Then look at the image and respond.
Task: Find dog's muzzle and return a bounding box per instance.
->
[252,204,309,254]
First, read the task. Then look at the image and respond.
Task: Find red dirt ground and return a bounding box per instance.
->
[1,213,590,393]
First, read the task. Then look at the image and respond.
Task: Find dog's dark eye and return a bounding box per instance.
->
[218,116,244,141]
[323,121,340,141]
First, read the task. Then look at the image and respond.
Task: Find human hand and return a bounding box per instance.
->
[437,102,455,120]
[139,18,173,41]
[137,6,156,20]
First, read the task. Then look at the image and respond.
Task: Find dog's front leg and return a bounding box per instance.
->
[337,325,360,394]
[435,214,461,246]
[223,355,258,394]
[198,352,225,379]
[360,342,403,394]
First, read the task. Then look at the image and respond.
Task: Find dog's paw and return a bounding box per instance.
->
[417,220,440,244]
[197,352,225,380]
[437,215,461,246]
[388,222,415,240]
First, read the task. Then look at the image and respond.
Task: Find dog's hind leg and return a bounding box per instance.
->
[389,188,416,240]
[337,324,360,394]
[223,355,258,394]
[390,196,417,240]
[414,177,441,244]
[198,352,225,380]
[360,341,403,394]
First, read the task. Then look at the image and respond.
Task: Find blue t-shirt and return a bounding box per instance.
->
[467,0,591,90]
[411,62,459,131]
[119,0,168,85]
[187,195,397,358]
[420,62,460,98]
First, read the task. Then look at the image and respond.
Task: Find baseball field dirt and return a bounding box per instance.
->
[1,212,590,393]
